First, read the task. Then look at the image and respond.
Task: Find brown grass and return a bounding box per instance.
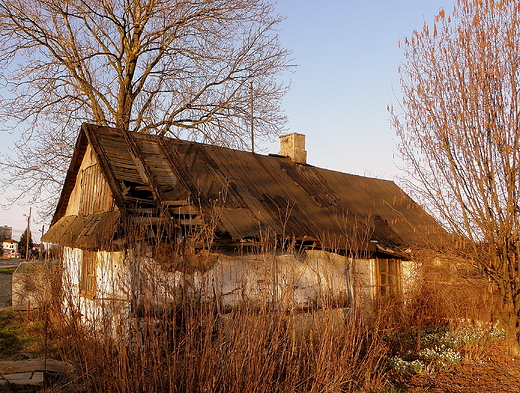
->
[16,244,498,392]
[44,295,391,393]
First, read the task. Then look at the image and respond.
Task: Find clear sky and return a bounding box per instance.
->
[0,0,455,241]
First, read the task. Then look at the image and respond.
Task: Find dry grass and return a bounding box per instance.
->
[5,255,392,392]
[14,244,498,392]
[46,296,391,393]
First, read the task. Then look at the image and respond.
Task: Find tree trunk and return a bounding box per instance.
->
[505,327,520,357]
[499,286,520,357]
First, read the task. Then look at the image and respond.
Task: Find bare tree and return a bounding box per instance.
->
[0,0,292,218]
[391,0,520,355]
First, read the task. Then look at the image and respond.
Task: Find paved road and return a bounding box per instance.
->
[0,258,21,268]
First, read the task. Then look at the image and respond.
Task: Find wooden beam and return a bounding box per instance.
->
[121,129,168,203]
[82,124,127,213]
[156,138,210,210]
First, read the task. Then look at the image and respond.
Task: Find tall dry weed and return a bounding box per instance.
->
[19,243,498,392]
[43,271,392,393]
[27,217,485,392]
[405,250,495,328]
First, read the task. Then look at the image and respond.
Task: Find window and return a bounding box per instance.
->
[376,258,399,298]
[80,251,97,298]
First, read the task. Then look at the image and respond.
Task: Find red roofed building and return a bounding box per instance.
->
[2,238,19,258]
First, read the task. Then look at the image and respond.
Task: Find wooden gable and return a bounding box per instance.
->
[64,144,117,217]
[42,133,121,250]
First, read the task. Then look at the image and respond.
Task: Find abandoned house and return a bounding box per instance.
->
[42,123,445,324]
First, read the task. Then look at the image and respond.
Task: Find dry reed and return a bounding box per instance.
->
[21,236,496,392]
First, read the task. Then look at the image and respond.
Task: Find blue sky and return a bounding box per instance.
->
[0,0,454,240]
[263,0,454,176]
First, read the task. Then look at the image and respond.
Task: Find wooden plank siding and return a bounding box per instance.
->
[64,144,116,217]
[79,163,115,216]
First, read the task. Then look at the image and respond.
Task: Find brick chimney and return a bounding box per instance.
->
[279,133,307,164]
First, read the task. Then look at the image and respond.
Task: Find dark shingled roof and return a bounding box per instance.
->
[43,124,445,254]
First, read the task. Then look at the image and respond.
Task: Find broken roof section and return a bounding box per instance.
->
[43,123,445,255]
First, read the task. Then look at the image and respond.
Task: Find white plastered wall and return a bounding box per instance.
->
[62,247,131,332]
[62,245,414,329]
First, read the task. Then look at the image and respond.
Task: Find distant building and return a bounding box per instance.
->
[32,244,45,257]
[0,226,12,241]
[2,238,19,258]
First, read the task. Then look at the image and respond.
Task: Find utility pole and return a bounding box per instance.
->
[250,80,254,153]
[40,225,45,260]
[25,207,31,261]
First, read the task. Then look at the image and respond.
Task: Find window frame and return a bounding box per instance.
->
[80,250,97,298]
[376,258,400,298]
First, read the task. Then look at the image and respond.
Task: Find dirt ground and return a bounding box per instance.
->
[394,340,520,392]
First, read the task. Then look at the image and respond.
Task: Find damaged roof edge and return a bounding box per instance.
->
[44,123,447,254]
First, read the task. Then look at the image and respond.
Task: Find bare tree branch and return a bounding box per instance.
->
[0,0,293,218]
[391,0,520,355]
